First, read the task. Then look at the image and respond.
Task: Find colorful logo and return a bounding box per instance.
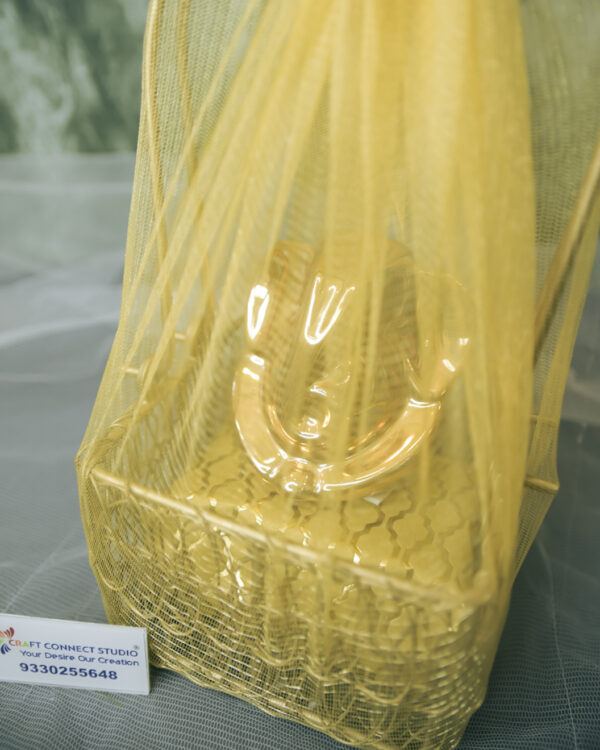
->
[0,627,15,655]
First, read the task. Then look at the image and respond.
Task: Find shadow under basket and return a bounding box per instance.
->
[79,387,507,750]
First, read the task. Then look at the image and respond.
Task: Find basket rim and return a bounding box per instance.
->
[90,464,497,610]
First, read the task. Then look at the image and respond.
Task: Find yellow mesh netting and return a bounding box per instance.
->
[75,2,600,748]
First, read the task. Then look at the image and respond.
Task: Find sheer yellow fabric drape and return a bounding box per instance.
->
[76,2,600,748]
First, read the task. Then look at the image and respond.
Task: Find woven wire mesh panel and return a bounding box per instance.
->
[83,418,499,749]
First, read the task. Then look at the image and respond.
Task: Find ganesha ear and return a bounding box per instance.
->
[406,271,471,402]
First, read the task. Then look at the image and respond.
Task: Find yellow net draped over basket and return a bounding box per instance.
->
[76,2,600,748]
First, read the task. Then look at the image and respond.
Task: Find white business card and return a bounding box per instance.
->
[0,613,149,695]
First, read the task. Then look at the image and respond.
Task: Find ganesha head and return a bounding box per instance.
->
[232,239,469,497]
